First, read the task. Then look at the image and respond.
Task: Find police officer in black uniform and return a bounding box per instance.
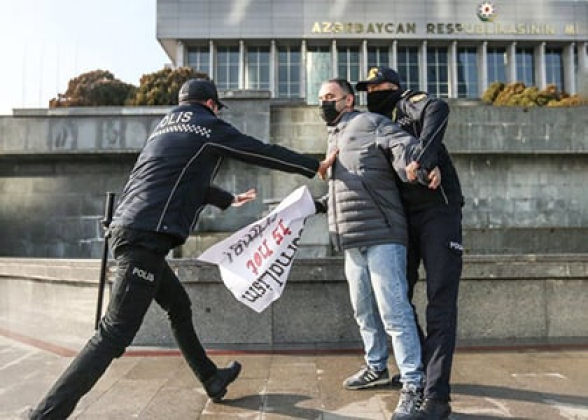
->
[356,67,464,420]
[30,78,337,420]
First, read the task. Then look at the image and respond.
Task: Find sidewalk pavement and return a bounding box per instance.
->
[1,331,588,420]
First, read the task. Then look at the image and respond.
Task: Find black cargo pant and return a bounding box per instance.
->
[30,227,217,420]
[406,203,462,403]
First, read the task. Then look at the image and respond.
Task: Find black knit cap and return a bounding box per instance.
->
[178,78,226,109]
[356,66,402,91]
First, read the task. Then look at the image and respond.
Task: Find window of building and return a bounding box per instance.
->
[516,47,535,87]
[487,47,507,84]
[545,47,564,91]
[427,47,449,98]
[337,46,360,87]
[187,47,210,76]
[306,46,331,105]
[277,46,301,98]
[367,47,390,70]
[246,46,270,90]
[216,46,239,90]
[397,46,420,91]
[457,47,479,98]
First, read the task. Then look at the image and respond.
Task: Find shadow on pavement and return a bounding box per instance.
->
[225,393,365,420]
[453,383,588,407]
[452,415,528,420]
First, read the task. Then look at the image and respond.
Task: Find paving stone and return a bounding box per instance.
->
[1,335,588,419]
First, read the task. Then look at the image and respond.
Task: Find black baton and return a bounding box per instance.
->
[94,192,115,330]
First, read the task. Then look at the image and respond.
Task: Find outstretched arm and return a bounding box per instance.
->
[210,119,334,180]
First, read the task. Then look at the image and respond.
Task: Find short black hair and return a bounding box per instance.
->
[327,78,355,106]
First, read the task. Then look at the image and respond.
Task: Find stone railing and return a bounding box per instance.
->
[1,256,587,348]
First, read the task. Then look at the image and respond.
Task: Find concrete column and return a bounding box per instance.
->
[479,41,489,93]
[419,41,428,91]
[361,39,368,80]
[270,40,277,98]
[449,41,458,98]
[360,40,368,106]
[577,42,588,99]
[209,40,215,79]
[332,39,338,77]
[176,41,185,68]
[579,42,588,98]
[563,43,576,94]
[391,40,398,69]
[239,40,245,89]
[579,42,588,74]
[507,42,517,83]
[536,42,546,89]
[301,40,307,99]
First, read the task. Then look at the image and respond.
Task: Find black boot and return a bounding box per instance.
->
[412,398,451,420]
[203,361,242,402]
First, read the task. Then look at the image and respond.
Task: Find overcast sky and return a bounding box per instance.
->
[0,0,169,114]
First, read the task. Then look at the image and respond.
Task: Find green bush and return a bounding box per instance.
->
[128,67,209,106]
[49,67,213,107]
[481,81,504,104]
[49,70,136,108]
[482,81,587,107]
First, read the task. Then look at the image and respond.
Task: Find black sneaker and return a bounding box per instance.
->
[412,398,451,420]
[391,383,423,419]
[343,366,390,390]
[203,361,242,402]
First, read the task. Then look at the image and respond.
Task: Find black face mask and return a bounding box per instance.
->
[367,89,403,117]
[319,100,343,126]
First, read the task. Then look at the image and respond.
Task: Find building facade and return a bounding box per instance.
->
[158,0,588,103]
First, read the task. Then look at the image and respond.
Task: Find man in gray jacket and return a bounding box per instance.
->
[315,78,440,419]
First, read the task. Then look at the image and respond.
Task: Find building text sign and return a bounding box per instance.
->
[310,2,586,37]
[311,21,586,36]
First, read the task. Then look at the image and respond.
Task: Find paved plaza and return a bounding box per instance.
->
[1,330,587,419]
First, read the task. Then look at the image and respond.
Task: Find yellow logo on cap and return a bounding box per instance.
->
[368,67,380,80]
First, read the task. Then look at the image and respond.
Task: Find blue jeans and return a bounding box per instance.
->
[344,243,424,386]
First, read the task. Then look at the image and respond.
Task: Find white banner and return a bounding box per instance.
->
[197,186,316,313]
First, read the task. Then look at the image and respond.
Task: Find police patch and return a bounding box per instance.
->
[409,93,427,103]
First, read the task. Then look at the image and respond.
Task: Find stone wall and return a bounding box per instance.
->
[1,99,587,258]
[1,256,587,348]
[270,103,588,254]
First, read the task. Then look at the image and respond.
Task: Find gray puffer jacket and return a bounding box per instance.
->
[320,110,418,252]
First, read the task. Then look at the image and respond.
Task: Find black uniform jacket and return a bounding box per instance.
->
[394,90,464,212]
[111,103,319,243]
